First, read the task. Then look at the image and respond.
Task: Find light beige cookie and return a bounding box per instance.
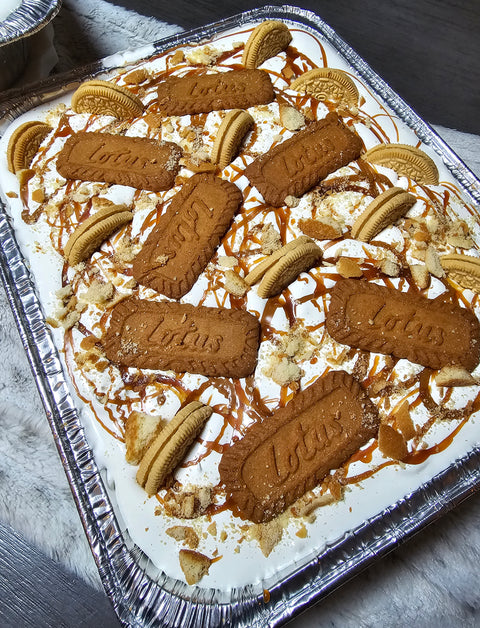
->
[179,549,212,585]
[136,401,212,495]
[64,202,132,265]
[211,109,254,168]
[362,143,439,185]
[7,121,52,174]
[290,67,359,107]
[257,241,322,298]
[245,235,313,286]
[440,253,480,292]
[242,20,292,69]
[71,79,144,119]
[351,186,416,241]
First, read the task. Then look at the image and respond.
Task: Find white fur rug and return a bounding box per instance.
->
[1,2,480,625]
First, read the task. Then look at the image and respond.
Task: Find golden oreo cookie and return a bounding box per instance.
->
[7,121,52,174]
[71,79,144,119]
[211,109,254,168]
[362,143,439,185]
[290,68,359,107]
[245,235,313,286]
[242,20,292,69]
[440,254,480,292]
[257,241,322,298]
[351,186,417,241]
[64,202,133,265]
[137,401,212,495]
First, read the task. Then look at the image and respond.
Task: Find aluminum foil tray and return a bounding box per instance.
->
[1,5,480,627]
[0,0,61,44]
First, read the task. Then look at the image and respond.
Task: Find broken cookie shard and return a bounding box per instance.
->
[56,131,182,192]
[326,279,480,371]
[219,370,379,523]
[103,299,261,378]
[155,69,275,116]
[244,112,363,206]
[132,173,242,299]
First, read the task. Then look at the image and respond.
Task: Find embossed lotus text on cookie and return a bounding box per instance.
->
[326,279,480,371]
[56,132,182,192]
[219,370,379,523]
[133,173,242,299]
[155,69,275,116]
[103,299,261,378]
[244,112,363,206]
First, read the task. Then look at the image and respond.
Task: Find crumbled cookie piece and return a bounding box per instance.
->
[259,223,282,254]
[435,365,477,387]
[179,549,212,585]
[336,256,363,278]
[410,263,430,289]
[393,400,416,440]
[163,486,213,519]
[425,245,445,278]
[125,410,166,465]
[250,518,283,557]
[378,422,408,461]
[166,525,199,549]
[264,356,303,386]
[79,278,115,304]
[224,270,248,297]
[279,104,305,131]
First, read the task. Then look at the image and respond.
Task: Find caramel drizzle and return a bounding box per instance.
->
[20,22,480,502]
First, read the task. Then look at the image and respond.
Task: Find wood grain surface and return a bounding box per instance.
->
[113,0,480,135]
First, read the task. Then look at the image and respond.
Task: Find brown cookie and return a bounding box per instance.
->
[56,131,182,192]
[132,173,242,299]
[7,121,52,174]
[244,112,363,206]
[103,298,261,378]
[219,370,379,523]
[155,69,275,116]
[326,279,480,371]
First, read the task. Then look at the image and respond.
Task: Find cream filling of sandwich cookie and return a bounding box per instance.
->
[1,21,480,589]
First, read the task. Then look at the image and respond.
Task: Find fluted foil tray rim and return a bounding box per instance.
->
[0,0,61,46]
[1,5,480,627]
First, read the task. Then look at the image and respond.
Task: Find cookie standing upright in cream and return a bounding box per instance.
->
[1,16,480,590]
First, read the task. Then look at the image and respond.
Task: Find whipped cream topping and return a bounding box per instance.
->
[0,20,479,590]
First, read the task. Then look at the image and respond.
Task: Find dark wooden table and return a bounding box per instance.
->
[1,2,480,627]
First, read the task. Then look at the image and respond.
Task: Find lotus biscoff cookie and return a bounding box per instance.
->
[156,69,275,116]
[103,299,261,378]
[57,131,182,192]
[326,279,480,371]
[132,173,242,299]
[244,112,363,206]
[219,370,379,523]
